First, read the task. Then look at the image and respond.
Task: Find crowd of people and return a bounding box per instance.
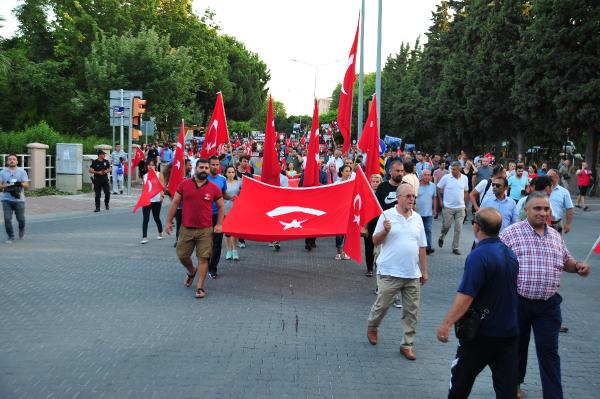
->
[3,133,596,398]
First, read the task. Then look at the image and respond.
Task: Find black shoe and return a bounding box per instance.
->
[438,238,444,248]
[105,204,109,210]
[310,241,317,248]
[559,326,569,333]
[120,191,123,194]
[452,249,461,255]
[305,244,312,251]
[94,208,100,212]
[274,243,281,251]
[426,248,435,255]
[18,229,25,240]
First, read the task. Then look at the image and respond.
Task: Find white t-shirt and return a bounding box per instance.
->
[474,179,495,203]
[374,207,427,278]
[437,173,468,208]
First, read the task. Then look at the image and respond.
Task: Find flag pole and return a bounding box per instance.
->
[358,2,365,141]
[583,234,600,264]
[375,0,382,134]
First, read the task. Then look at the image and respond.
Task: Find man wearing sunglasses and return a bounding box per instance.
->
[480,176,517,232]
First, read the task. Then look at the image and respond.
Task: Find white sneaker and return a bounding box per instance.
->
[140,238,149,244]
[5,239,14,244]
[156,235,164,240]
[268,242,274,247]
[393,298,403,309]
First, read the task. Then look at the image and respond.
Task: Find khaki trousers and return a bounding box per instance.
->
[367,275,421,348]
[440,207,466,250]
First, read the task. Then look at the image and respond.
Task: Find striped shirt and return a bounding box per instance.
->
[500,220,573,300]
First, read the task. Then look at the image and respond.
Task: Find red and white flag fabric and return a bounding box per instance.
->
[303,98,321,187]
[337,14,360,155]
[133,168,164,213]
[222,176,355,241]
[593,236,600,256]
[168,120,185,197]
[132,146,145,169]
[344,167,383,263]
[261,96,280,186]
[201,92,229,159]
[358,95,380,180]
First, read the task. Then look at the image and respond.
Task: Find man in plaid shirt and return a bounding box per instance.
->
[500,191,590,399]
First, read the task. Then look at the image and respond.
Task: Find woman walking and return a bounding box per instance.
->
[140,159,164,244]
[576,161,593,211]
[223,166,242,259]
[334,165,353,260]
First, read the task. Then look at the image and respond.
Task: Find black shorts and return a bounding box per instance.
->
[579,185,589,196]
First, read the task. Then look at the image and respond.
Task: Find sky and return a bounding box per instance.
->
[0,0,440,116]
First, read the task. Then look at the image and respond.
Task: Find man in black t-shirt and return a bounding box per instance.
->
[89,150,111,212]
[375,160,404,210]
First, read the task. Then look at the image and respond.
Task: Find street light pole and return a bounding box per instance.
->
[290,58,343,100]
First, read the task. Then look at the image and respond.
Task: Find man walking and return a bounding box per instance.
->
[416,169,437,254]
[547,169,574,234]
[437,208,519,398]
[207,156,229,278]
[89,150,111,212]
[110,144,127,194]
[0,154,29,243]
[500,192,590,398]
[437,161,469,255]
[366,184,428,360]
[480,176,517,232]
[166,159,224,299]
[508,164,528,202]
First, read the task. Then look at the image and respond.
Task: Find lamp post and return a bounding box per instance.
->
[290,58,343,98]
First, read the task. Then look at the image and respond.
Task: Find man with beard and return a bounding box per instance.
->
[166,159,224,299]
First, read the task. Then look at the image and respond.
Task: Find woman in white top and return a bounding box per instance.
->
[223,166,242,260]
[140,159,165,244]
[334,165,353,260]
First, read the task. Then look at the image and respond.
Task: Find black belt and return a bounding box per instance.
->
[519,294,551,302]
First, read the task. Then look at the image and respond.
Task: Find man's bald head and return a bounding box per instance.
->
[473,207,502,237]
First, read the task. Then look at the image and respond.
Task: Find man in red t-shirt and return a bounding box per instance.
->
[166,159,224,299]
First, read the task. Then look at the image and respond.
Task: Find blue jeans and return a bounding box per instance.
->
[421,216,432,250]
[2,200,25,240]
[518,293,563,399]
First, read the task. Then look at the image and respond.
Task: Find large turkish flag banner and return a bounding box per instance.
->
[201,92,229,159]
[222,176,354,242]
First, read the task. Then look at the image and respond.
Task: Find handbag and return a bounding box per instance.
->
[454,308,482,341]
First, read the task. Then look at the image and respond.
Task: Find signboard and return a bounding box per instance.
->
[108,90,143,127]
[251,131,265,141]
[56,143,83,174]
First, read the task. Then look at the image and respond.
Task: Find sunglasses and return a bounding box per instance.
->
[492,183,503,188]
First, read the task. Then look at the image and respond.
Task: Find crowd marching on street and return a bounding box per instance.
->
[2,133,597,399]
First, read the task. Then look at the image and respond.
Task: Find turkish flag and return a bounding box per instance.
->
[300,134,306,146]
[168,120,185,197]
[132,146,145,169]
[201,92,229,159]
[303,98,321,187]
[222,176,355,241]
[133,168,165,213]
[261,96,280,186]
[344,167,383,263]
[337,14,360,155]
[358,95,380,180]
[592,234,600,256]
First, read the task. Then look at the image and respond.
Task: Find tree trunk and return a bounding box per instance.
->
[585,129,599,177]
[510,131,525,160]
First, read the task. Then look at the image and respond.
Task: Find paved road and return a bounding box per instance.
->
[1,198,599,398]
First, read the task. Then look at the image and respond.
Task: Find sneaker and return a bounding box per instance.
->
[156,235,164,240]
[438,237,444,248]
[225,250,232,260]
[238,241,246,248]
[5,239,14,244]
[209,272,218,279]
[426,248,435,255]
[268,242,275,247]
[94,208,100,212]
[18,229,24,240]
[232,250,239,260]
[393,298,403,309]
[105,204,110,210]
[273,242,281,251]
[120,191,123,194]
[335,254,342,260]
[140,238,149,244]
[452,249,462,255]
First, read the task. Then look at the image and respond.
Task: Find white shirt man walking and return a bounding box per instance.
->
[366,184,428,360]
[437,161,469,255]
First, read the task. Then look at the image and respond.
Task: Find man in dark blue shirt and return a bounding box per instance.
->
[436,207,519,398]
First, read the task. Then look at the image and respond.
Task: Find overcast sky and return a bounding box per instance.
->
[0,0,440,116]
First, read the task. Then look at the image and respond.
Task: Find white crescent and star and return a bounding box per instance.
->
[205,120,219,152]
[341,54,355,95]
[353,194,362,226]
[279,219,308,230]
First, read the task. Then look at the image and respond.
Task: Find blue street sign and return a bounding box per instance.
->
[113,106,124,116]
[379,139,386,156]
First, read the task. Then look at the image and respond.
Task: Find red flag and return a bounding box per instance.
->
[222,176,355,241]
[593,235,600,256]
[201,92,229,159]
[261,96,280,186]
[303,98,321,187]
[168,120,185,197]
[300,134,306,146]
[358,95,380,179]
[281,157,286,172]
[132,146,145,169]
[337,14,360,155]
[344,167,383,263]
[286,136,292,147]
[133,168,165,213]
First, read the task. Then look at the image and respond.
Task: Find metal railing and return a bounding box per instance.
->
[46,155,56,187]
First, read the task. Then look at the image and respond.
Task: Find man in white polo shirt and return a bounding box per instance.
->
[437,161,469,255]
[366,183,428,361]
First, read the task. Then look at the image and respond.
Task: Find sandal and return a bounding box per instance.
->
[184,269,197,287]
[195,288,206,298]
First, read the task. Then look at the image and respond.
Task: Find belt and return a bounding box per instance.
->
[518,294,552,302]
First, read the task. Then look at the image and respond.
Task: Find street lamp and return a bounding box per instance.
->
[290,58,343,98]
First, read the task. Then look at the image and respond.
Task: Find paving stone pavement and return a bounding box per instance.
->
[0,199,599,399]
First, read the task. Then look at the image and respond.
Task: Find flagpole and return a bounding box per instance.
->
[375,0,382,135]
[583,234,600,264]
[358,2,365,140]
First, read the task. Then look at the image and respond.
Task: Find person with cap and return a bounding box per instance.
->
[89,150,111,212]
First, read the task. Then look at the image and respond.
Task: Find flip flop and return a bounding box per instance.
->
[195,288,206,299]
[184,269,197,287]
